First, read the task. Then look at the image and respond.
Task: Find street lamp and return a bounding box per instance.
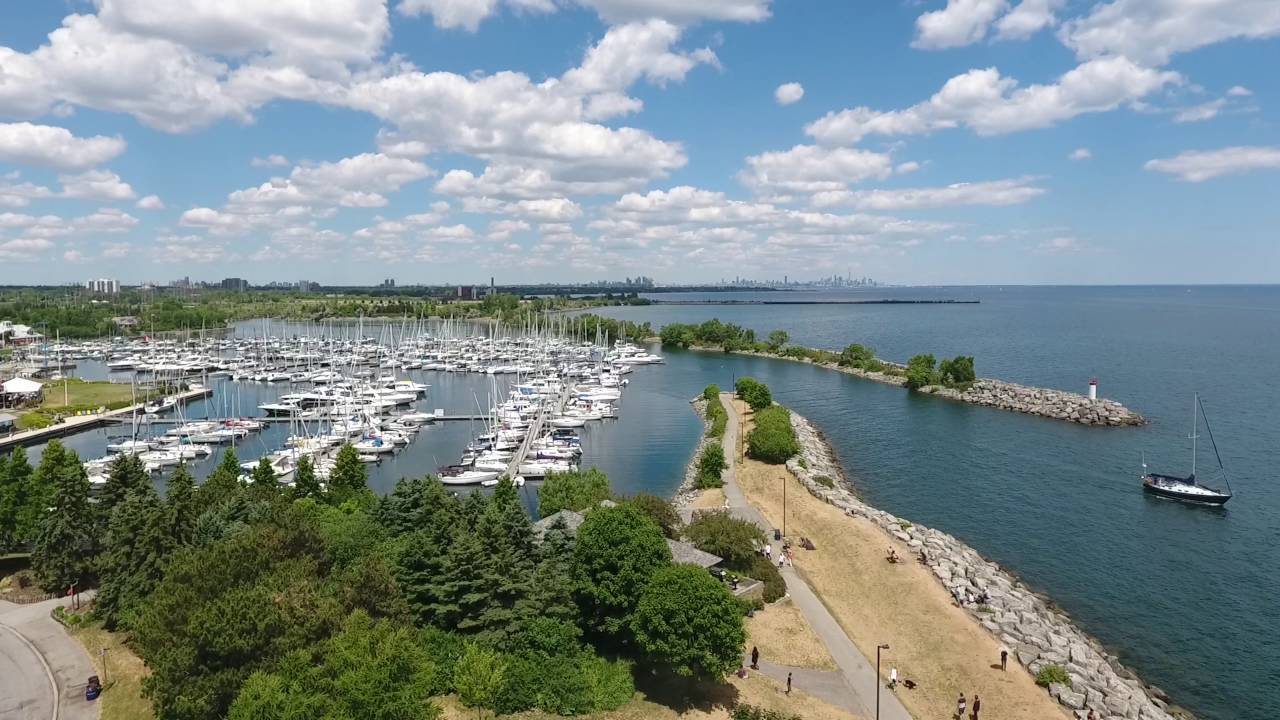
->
[876,643,890,720]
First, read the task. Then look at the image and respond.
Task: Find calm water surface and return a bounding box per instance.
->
[16,287,1278,720]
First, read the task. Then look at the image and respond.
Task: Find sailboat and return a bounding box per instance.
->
[1141,393,1233,506]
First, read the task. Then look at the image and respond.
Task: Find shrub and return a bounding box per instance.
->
[538,467,612,517]
[746,555,786,603]
[696,442,727,489]
[839,343,876,368]
[1035,664,1072,688]
[626,493,682,539]
[939,355,977,386]
[904,354,939,389]
[814,475,834,488]
[734,377,773,412]
[732,704,801,720]
[746,406,799,464]
[685,511,765,571]
[702,384,721,403]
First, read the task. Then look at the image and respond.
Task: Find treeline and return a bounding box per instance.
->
[2,444,762,720]
[657,319,978,390]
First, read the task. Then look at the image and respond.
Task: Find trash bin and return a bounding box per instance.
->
[773,528,781,541]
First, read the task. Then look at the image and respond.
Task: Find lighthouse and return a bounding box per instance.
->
[1088,378,1098,401]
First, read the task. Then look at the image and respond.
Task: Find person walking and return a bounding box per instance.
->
[956,693,966,719]
[764,543,772,560]
[1000,647,1008,671]
[972,694,981,720]
[786,672,792,695]
[750,646,759,670]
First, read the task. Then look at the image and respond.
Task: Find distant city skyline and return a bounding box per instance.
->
[1,2,1278,285]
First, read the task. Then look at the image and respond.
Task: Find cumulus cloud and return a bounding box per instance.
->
[227,153,432,209]
[775,82,804,105]
[397,0,771,31]
[1059,0,1280,65]
[739,145,895,193]
[806,57,1179,143]
[914,0,1010,49]
[810,177,1046,210]
[1069,147,1092,160]
[1145,146,1280,182]
[0,122,126,170]
[1037,236,1081,253]
[994,0,1065,40]
[1173,98,1226,123]
[1227,85,1252,97]
[136,194,164,209]
[59,170,136,201]
[0,237,55,262]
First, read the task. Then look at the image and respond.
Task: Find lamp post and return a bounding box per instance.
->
[876,643,890,720]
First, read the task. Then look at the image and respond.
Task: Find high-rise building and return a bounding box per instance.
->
[221,277,250,291]
[85,278,120,294]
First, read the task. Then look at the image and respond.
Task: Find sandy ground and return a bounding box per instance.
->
[730,398,1070,720]
[746,597,838,671]
[436,669,863,720]
[687,487,727,511]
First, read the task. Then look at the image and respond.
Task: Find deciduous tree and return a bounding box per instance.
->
[631,564,745,679]
[573,505,671,637]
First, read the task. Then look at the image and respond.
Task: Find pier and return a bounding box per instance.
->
[506,383,572,478]
[0,387,214,451]
[97,413,494,426]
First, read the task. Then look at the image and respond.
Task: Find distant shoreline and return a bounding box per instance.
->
[651,299,979,306]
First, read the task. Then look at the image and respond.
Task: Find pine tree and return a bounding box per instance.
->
[291,456,322,501]
[474,477,537,641]
[199,448,242,511]
[435,522,490,633]
[376,476,457,536]
[392,479,462,627]
[32,443,97,594]
[97,484,176,629]
[166,462,198,546]
[529,516,579,626]
[0,454,13,552]
[3,446,41,552]
[248,457,278,501]
[100,452,149,516]
[327,445,367,504]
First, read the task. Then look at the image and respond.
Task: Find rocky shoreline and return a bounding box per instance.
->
[686,345,1146,427]
[783,409,1188,720]
[672,396,712,508]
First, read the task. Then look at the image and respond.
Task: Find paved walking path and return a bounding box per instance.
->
[0,596,101,720]
[719,394,912,720]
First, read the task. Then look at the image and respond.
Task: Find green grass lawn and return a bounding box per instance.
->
[39,379,137,410]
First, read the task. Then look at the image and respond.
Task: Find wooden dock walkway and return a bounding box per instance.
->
[0,387,214,451]
[506,384,571,478]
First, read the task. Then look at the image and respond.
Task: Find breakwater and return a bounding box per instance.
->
[672,397,713,508]
[694,346,1145,427]
[783,409,1187,720]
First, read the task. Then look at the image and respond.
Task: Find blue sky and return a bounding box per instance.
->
[1,0,1278,286]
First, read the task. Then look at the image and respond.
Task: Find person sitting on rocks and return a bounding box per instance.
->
[887,547,899,563]
[918,548,929,564]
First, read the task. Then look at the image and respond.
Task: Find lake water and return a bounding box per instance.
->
[14,287,1277,720]
[584,285,1280,720]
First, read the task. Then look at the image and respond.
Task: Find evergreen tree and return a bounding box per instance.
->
[166,462,198,546]
[100,452,149,516]
[7,445,49,550]
[392,481,462,627]
[327,444,367,504]
[527,516,579,627]
[199,448,242,511]
[248,457,278,501]
[458,489,488,530]
[0,453,13,551]
[97,484,176,629]
[474,476,537,641]
[32,443,97,594]
[376,476,455,536]
[291,456,322,501]
[435,522,490,634]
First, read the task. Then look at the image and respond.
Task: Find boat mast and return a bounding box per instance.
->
[1189,392,1198,480]
[1197,394,1232,495]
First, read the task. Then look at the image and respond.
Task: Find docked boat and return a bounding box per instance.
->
[1141,393,1233,506]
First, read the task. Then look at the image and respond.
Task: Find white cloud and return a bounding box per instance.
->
[75,207,139,233]
[0,237,55,261]
[0,122,126,170]
[0,181,55,208]
[775,82,804,106]
[102,241,132,258]
[486,219,529,240]
[1173,98,1226,123]
[913,0,1009,49]
[63,249,88,263]
[59,170,136,201]
[250,154,290,167]
[136,194,164,209]
[995,0,1065,40]
[739,145,895,193]
[810,177,1045,210]
[511,198,584,221]
[807,57,1179,143]
[397,0,770,30]
[227,153,432,209]
[1060,0,1280,66]
[1145,146,1280,182]
[1069,147,1092,160]
[561,20,717,96]
[896,161,922,174]
[152,235,226,264]
[1227,85,1252,97]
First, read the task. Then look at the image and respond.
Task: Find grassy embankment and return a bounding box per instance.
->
[12,378,139,430]
[70,622,154,720]
[728,397,1069,720]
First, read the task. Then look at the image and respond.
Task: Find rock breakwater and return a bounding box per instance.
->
[673,397,712,508]
[784,410,1185,720]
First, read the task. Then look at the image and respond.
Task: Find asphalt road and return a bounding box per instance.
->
[0,617,55,720]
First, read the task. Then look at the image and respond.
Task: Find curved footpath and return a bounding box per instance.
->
[0,596,101,720]
[783,409,1185,720]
